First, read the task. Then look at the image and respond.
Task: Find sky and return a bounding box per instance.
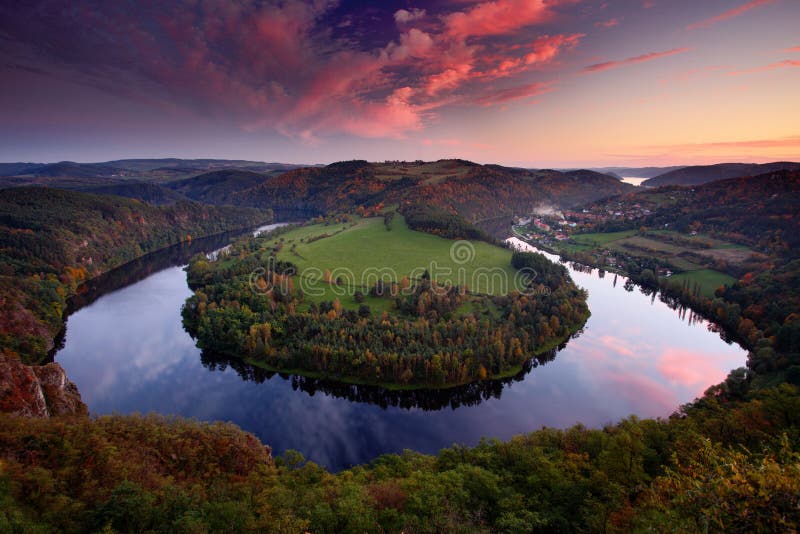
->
[0,0,798,167]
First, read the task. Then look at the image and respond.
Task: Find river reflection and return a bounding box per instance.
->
[199,347,565,411]
[55,232,747,470]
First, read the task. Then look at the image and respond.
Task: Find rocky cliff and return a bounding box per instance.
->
[0,352,87,417]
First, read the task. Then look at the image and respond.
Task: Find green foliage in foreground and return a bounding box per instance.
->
[1,379,799,533]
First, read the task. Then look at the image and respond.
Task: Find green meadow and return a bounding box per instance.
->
[261,215,518,297]
[667,269,737,298]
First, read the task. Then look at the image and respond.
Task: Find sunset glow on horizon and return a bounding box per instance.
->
[1,0,798,167]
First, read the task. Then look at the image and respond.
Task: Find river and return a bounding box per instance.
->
[54,227,747,470]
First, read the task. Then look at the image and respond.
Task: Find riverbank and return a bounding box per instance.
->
[508,232,756,357]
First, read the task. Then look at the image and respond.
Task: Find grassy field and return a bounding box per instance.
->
[538,229,746,297]
[570,230,638,246]
[371,160,473,185]
[665,269,737,298]
[564,230,752,273]
[260,215,518,297]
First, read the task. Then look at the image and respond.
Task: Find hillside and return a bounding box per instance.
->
[643,161,800,187]
[236,160,634,221]
[0,187,272,363]
[165,169,269,205]
[82,181,190,205]
[588,170,800,252]
[0,163,43,176]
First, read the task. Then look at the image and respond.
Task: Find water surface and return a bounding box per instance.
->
[621,176,647,186]
[55,231,746,469]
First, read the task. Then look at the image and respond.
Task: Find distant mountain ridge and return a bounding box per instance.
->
[642,161,800,187]
[0,158,313,186]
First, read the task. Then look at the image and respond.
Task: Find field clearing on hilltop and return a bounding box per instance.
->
[259,215,519,296]
[371,160,475,184]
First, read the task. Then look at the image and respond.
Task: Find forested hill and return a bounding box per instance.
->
[0,187,272,363]
[164,169,269,205]
[1,159,634,219]
[82,182,190,205]
[231,159,634,219]
[642,161,800,187]
[587,169,800,252]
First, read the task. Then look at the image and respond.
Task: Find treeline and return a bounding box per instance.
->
[1,377,798,532]
[401,203,492,242]
[0,187,272,363]
[182,246,588,387]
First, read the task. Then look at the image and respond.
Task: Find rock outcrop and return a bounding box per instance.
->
[0,352,87,417]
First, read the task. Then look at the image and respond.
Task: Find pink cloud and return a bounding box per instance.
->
[728,59,800,75]
[474,81,551,106]
[443,0,560,39]
[1,0,586,140]
[595,18,620,28]
[478,33,584,79]
[584,47,690,73]
[686,0,776,31]
[786,46,800,53]
[385,29,435,61]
